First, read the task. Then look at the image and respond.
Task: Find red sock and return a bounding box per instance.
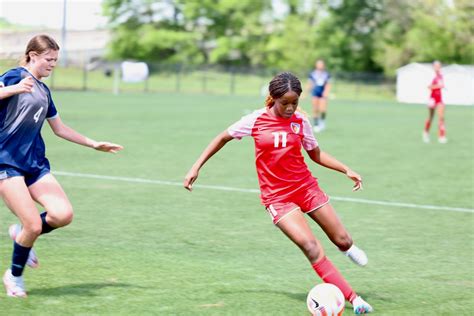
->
[424,119,431,132]
[312,256,357,303]
[438,118,446,137]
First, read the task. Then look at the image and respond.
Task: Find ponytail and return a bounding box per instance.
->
[265,95,274,108]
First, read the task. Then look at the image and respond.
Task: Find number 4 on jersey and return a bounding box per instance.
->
[272,132,287,148]
[33,107,44,123]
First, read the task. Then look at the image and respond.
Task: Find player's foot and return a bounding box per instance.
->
[352,296,373,314]
[343,245,368,266]
[319,120,326,131]
[9,224,39,269]
[422,131,430,143]
[438,136,448,144]
[3,269,27,298]
[313,125,322,133]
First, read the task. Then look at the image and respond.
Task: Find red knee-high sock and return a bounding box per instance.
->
[438,118,446,137]
[424,119,431,132]
[312,256,357,303]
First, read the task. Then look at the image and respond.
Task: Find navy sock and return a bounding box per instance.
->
[313,117,319,126]
[321,112,326,120]
[11,242,31,276]
[41,212,56,234]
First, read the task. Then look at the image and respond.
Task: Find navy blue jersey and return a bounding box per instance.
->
[0,67,58,172]
[309,70,330,97]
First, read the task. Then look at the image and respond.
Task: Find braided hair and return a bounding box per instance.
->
[265,72,302,108]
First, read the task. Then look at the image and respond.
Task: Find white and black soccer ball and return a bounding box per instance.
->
[306,283,345,316]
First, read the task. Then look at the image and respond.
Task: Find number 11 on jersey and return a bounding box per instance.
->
[272,132,287,148]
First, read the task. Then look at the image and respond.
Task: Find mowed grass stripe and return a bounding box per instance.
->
[55,171,474,213]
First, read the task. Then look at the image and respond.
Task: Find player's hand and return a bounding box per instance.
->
[184,168,199,191]
[346,169,363,191]
[16,76,34,93]
[93,141,124,153]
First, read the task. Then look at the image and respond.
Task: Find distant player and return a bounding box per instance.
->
[305,59,331,132]
[184,72,373,314]
[0,34,123,297]
[423,60,447,143]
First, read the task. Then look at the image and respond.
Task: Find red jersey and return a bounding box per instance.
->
[430,72,443,99]
[228,108,319,205]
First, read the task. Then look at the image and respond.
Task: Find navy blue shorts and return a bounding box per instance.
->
[0,164,50,187]
[312,86,325,98]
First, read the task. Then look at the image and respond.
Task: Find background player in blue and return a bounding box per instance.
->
[304,59,331,133]
[0,34,123,297]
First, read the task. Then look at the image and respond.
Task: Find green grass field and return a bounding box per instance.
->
[0,91,472,315]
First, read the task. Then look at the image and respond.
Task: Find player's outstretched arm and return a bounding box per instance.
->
[184,130,234,191]
[306,147,363,191]
[0,76,34,99]
[47,116,123,153]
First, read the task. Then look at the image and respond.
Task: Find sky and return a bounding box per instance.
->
[0,0,107,30]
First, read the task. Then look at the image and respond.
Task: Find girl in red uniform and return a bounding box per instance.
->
[423,60,447,143]
[184,72,373,314]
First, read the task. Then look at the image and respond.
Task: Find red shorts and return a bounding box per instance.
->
[428,95,443,108]
[265,185,330,224]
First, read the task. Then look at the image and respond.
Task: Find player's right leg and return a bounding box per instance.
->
[275,208,371,313]
[28,173,74,231]
[0,176,42,298]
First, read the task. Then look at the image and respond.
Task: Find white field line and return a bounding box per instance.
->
[55,171,474,214]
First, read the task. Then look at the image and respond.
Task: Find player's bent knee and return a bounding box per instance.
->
[23,222,43,237]
[334,233,353,251]
[300,239,324,262]
[48,206,74,227]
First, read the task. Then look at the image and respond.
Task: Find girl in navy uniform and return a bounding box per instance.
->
[0,34,123,297]
[305,59,331,132]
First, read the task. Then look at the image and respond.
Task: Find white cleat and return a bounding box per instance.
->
[319,121,326,131]
[352,296,373,314]
[422,131,430,143]
[343,245,368,266]
[3,269,27,298]
[313,125,322,133]
[438,136,448,144]
[9,224,39,269]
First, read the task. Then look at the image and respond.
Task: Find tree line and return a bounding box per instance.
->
[103,0,473,76]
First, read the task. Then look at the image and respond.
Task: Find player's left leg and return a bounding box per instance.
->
[307,203,368,266]
[28,173,74,234]
[437,103,447,143]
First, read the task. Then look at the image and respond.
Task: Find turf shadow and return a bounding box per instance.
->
[27,282,138,297]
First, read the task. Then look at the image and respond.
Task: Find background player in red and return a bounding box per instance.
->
[423,60,447,143]
[184,72,373,314]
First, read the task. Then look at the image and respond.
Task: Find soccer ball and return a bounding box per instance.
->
[306,283,345,316]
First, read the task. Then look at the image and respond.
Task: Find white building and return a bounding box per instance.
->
[0,30,109,66]
[397,63,474,106]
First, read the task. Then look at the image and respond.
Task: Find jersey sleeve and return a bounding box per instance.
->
[301,116,318,150]
[0,69,22,88]
[44,85,58,119]
[227,109,262,139]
